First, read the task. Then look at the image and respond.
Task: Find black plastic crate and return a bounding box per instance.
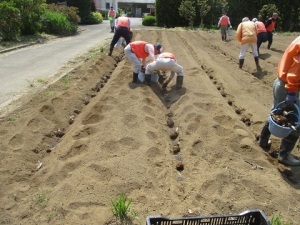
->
[146,209,270,225]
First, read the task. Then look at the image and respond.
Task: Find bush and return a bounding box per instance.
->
[41,10,77,35]
[100,10,108,20]
[142,16,156,26]
[82,12,103,24]
[14,0,46,35]
[0,1,21,41]
[47,4,80,25]
[67,0,92,24]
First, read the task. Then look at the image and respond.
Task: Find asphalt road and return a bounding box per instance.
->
[0,18,144,112]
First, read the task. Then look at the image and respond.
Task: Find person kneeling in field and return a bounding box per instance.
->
[145,52,184,89]
[124,41,162,83]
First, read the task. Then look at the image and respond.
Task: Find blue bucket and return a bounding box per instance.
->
[268,101,300,138]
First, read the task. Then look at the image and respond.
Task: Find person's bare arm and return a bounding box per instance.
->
[145,44,155,61]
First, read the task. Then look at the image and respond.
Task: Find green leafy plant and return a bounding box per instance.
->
[35,191,48,206]
[142,16,156,26]
[7,114,19,122]
[0,1,21,41]
[111,193,138,224]
[61,75,70,84]
[41,10,77,35]
[271,213,291,225]
[36,78,45,83]
[14,0,46,35]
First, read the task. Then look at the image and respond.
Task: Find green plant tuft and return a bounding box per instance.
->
[111,193,138,224]
[35,191,48,206]
[271,213,291,225]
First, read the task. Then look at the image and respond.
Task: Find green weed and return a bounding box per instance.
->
[35,191,48,206]
[271,213,291,225]
[111,193,138,224]
[45,90,56,97]
[100,46,104,53]
[46,212,53,222]
[36,78,45,83]
[7,114,19,122]
[61,75,70,84]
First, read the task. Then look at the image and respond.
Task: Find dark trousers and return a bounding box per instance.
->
[257,32,267,53]
[267,31,273,48]
[109,27,132,52]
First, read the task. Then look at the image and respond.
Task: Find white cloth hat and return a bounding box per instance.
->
[252,18,258,22]
[242,17,249,22]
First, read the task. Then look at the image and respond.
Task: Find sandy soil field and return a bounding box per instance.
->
[0,29,300,225]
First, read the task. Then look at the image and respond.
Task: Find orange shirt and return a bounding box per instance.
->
[219,16,230,26]
[108,10,115,18]
[266,18,275,32]
[116,17,130,29]
[277,36,300,92]
[130,41,149,59]
[255,21,266,33]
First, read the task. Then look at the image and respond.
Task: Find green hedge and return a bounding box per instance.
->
[41,10,77,35]
[142,16,156,26]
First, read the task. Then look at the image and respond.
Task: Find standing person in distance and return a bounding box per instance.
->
[236,17,261,70]
[252,18,267,55]
[124,41,163,84]
[107,6,116,33]
[108,14,132,56]
[258,36,300,166]
[218,12,232,41]
[265,12,278,49]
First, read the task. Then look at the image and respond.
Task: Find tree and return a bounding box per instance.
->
[14,0,46,35]
[67,0,92,23]
[258,4,279,24]
[0,1,21,40]
[156,0,184,28]
[179,0,196,28]
[197,0,211,28]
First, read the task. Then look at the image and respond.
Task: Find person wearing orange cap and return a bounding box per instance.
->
[258,36,300,166]
[124,41,163,84]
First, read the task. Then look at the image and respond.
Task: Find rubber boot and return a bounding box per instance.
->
[278,134,300,166]
[239,59,244,69]
[145,74,151,86]
[108,46,113,56]
[258,121,271,150]
[267,43,271,49]
[176,76,183,89]
[254,57,262,71]
[132,72,138,83]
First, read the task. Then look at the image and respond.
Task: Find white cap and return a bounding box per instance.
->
[252,18,258,22]
[242,17,249,22]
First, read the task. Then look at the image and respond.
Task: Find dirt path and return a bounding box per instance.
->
[0,29,299,225]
